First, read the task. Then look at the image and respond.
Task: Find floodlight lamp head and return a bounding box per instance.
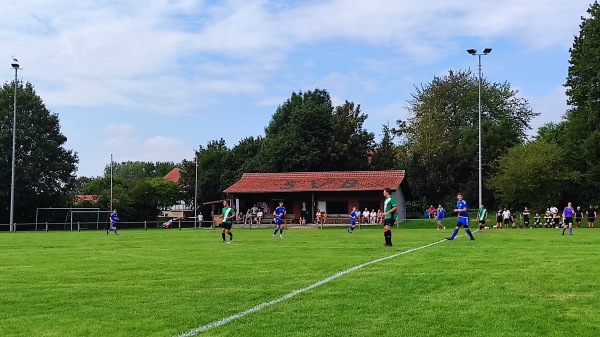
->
[467,49,477,55]
[483,48,492,54]
[11,63,19,69]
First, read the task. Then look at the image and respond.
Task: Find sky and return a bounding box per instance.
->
[0,0,591,177]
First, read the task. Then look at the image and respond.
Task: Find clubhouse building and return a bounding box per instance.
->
[223,170,409,224]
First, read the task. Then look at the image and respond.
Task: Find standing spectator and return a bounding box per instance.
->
[348,207,360,233]
[562,202,574,236]
[523,207,531,228]
[495,208,502,229]
[220,200,235,243]
[382,188,397,246]
[574,206,583,228]
[273,201,286,238]
[502,208,511,229]
[107,209,119,235]
[428,205,436,219]
[478,204,487,230]
[446,193,475,241]
[369,209,376,224]
[551,206,561,228]
[587,205,596,228]
[436,205,445,230]
[362,208,370,224]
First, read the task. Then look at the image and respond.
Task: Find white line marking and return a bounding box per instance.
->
[175,234,466,337]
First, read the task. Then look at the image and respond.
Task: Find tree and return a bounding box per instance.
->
[371,124,402,170]
[330,101,375,170]
[258,89,335,172]
[0,81,78,223]
[488,141,578,211]
[562,1,600,200]
[103,161,177,181]
[396,70,537,206]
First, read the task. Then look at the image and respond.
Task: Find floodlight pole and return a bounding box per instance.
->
[9,60,20,232]
[194,152,198,228]
[110,154,113,212]
[467,48,492,208]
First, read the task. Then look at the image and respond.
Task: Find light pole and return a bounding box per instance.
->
[194,151,198,229]
[9,58,20,232]
[467,48,492,208]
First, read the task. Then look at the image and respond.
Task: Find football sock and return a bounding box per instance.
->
[466,229,474,239]
[562,227,566,234]
[279,228,283,235]
[114,229,117,234]
[273,228,278,235]
[221,233,226,241]
[451,229,458,239]
[229,232,233,240]
[569,228,572,235]
[388,230,392,245]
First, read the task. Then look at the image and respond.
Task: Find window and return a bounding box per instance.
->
[326,201,348,215]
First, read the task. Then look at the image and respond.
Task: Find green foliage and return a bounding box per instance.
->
[488,141,579,211]
[102,161,177,181]
[0,81,78,223]
[371,124,402,170]
[330,101,375,170]
[397,70,537,207]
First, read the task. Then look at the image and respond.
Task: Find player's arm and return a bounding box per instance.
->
[385,205,397,216]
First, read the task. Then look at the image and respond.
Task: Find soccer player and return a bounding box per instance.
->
[220,200,235,243]
[382,188,397,247]
[436,205,445,230]
[534,213,541,228]
[478,204,487,230]
[446,193,475,241]
[273,201,286,238]
[107,209,119,235]
[348,206,360,233]
[562,202,574,236]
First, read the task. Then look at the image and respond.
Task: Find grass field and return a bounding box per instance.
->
[1,222,599,337]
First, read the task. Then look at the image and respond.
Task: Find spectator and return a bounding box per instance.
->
[428,205,436,219]
[362,208,370,224]
[370,209,376,224]
[587,205,596,228]
[544,208,552,228]
[523,207,530,228]
[495,208,502,229]
[502,208,511,229]
[534,213,541,228]
[256,208,264,224]
[574,206,583,228]
[436,205,445,230]
[376,209,384,224]
[245,209,252,224]
[316,209,322,225]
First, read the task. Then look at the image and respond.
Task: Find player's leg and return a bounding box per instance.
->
[221,227,227,242]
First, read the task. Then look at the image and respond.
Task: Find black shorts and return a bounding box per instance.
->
[575,218,582,222]
[524,218,529,224]
[564,217,573,225]
[221,222,233,230]
[384,218,395,227]
[478,219,485,224]
[553,218,560,225]
[588,217,595,223]
[503,219,510,225]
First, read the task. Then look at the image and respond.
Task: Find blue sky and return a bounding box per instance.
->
[1,0,590,177]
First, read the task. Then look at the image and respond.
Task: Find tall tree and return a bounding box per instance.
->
[488,141,578,211]
[258,89,335,172]
[103,161,177,182]
[371,124,402,170]
[396,70,537,205]
[330,101,375,170]
[0,81,78,223]
[562,1,600,199]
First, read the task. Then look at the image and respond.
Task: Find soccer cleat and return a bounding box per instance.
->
[385,243,393,247]
[446,237,453,240]
[279,234,283,238]
[106,230,109,235]
[226,241,231,244]
[470,238,475,240]
[272,234,275,237]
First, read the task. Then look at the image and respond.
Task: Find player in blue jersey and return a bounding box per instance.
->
[107,209,119,235]
[273,201,286,238]
[446,193,475,240]
[348,206,360,233]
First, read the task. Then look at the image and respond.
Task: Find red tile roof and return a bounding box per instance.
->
[224,171,405,193]
[163,168,181,183]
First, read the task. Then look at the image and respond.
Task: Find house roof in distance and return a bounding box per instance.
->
[163,168,181,183]
[224,171,405,193]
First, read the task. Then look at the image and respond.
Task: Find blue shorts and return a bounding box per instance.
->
[457,217,468,227]
[111,222,117,227]
[350,219,356,226]
[275,218,283,226]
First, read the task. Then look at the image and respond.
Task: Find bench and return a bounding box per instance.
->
[325,214,350,224]
[284,214,296,224]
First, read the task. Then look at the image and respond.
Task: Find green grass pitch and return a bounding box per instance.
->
[1,223,599,337]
